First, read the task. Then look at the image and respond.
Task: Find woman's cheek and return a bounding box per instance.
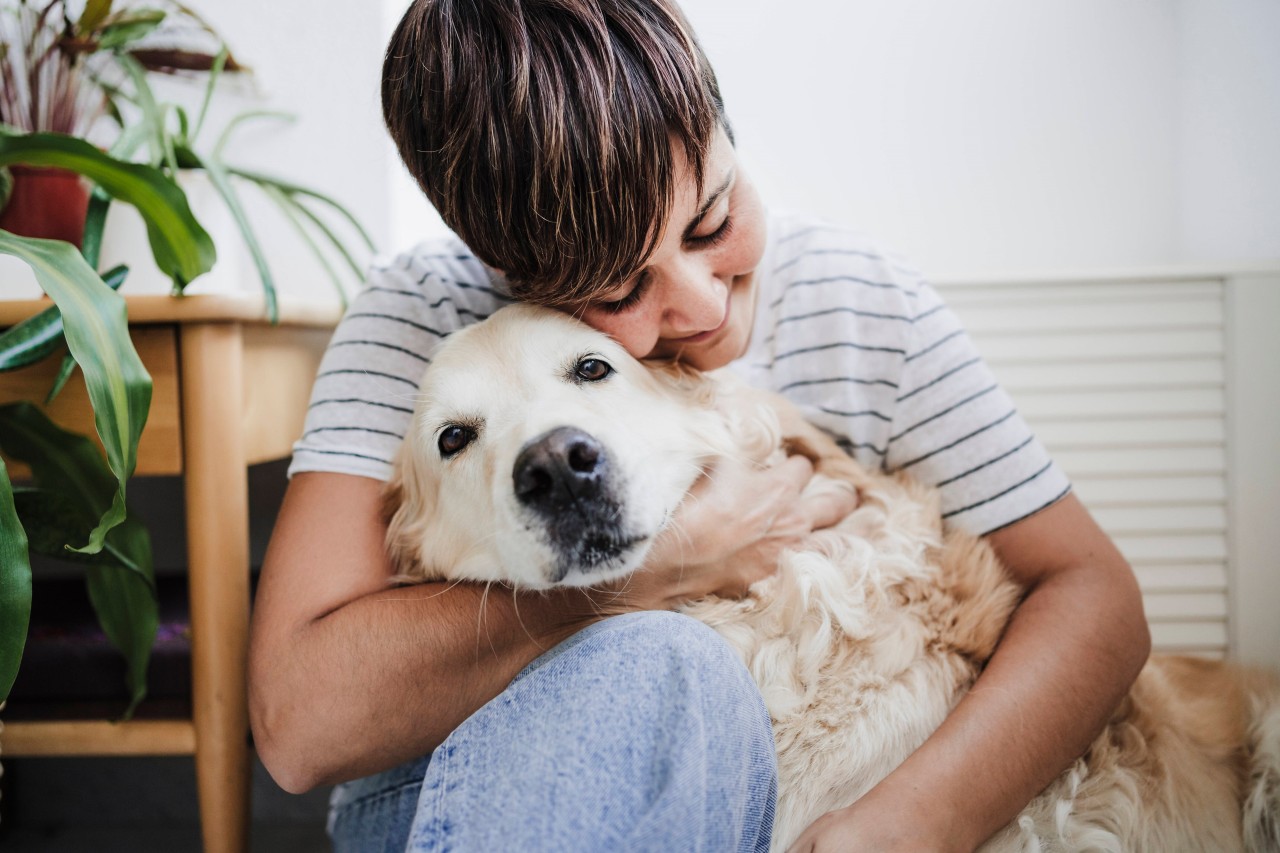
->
[576,306,660,360]
[726,182,767,274]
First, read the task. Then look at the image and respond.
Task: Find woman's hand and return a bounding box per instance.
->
[785,798,958,853]
[602,455,858,610]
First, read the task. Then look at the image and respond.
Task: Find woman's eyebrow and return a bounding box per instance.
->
[682,169,735,241]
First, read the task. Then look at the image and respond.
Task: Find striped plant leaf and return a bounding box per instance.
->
[0,462,32,701]
[0,234,151,554]
[0,265,128,373]
[0,130,215,287]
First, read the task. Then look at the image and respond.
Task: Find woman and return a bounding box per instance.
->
[249,1,1150,849]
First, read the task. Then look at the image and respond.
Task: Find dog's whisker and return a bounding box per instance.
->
[475,581,507,661]
[379,576,469,602]
[508,584,561,652]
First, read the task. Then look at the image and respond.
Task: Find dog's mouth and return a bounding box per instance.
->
[549,528,648,583]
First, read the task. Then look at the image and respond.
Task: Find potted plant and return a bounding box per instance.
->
[0,0,373,727]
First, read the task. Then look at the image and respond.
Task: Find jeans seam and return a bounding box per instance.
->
[334,777,426,813]
[412,743,453,851]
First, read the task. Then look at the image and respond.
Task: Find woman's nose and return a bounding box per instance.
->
[661,264,728,336]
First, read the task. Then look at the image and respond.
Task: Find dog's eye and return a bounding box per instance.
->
[437,425,475,457]
[575,358,613,382]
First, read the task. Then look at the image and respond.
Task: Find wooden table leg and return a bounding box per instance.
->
[180,322,251,853]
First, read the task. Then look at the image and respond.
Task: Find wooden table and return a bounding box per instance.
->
[0,293,342,853]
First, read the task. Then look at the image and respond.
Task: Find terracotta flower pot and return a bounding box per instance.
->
[0,165,90,248]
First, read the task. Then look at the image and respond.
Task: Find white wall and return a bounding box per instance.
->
[688,0,1182,276]
[187,0,392,294]
[1176,0,1280,264]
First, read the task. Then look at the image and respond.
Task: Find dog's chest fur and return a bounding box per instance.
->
[682,382,1022,848]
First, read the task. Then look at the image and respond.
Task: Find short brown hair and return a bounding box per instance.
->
[382,0,725,306]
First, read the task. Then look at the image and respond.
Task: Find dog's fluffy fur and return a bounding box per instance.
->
[386,305,1280,852]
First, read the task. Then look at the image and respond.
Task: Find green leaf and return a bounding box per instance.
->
[106,122,150,162]
[186,153,279,323]
[77,0,115,35]
[274,189,362,284]
[174,106,190,144]
[0,131,216,287]
[192,47,229,145]
[0,309,66,374]
[229,166,376,252]
[14,486,149,579]
[0,403,154,589]
[12,487,91,558]
[115,52,169,171]
[81,188,113,271]
[87,556,157,717]
[0,166,12,213]
[212,110,294,162]
[0,236,152,554]
[0,265,128,374]
[97,11,166,51]
[10,471,157,718]
[262,184,348,309]
[45,353,78,405]
[0,462,32,702]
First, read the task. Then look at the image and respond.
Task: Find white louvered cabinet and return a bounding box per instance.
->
[935,267,1280,668]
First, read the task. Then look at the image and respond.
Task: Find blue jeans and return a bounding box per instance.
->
[327,611,778,852]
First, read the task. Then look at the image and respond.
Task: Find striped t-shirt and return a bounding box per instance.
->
[290,211,1070,535]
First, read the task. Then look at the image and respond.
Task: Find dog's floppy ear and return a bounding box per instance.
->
[382,438,440,582]
[640,357,720,408]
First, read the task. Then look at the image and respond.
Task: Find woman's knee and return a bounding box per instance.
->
[523,611,770,737]
[417,612,777,850]
[542,611,755,691]
[588,610,736,660]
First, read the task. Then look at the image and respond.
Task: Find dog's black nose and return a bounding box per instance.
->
[513,427,608,512]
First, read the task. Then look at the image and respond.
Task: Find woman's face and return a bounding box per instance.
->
[573,128,767,372]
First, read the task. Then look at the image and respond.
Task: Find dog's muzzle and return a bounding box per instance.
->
[513,426,638,581]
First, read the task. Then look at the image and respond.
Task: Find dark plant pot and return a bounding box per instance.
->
[0,165,90,248]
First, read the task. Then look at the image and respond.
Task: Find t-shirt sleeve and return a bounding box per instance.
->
[288,247,505,482]
[885,281,1072,534]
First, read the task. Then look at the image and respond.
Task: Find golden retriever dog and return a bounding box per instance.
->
[385,304,1280,852]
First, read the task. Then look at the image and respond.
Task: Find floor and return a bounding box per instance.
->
[0,753,333,852]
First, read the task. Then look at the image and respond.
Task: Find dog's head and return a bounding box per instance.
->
[386,304,751,589]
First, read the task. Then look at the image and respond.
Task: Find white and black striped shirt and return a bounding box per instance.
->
[290,211,1070,535]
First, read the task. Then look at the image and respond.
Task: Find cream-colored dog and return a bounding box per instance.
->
[386,304,1280,852]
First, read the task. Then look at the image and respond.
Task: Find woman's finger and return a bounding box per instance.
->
[802,481,859,530]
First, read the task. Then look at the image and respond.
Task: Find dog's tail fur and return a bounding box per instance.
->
[1245,671,1280,852]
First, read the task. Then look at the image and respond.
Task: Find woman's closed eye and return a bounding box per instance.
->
[595,205,734,315]
[598,272,651,315]
[687,213,734,249]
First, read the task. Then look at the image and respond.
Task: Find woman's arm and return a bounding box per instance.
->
[250,457,853,793]
[249,472,590,792]
[787,493,1151,853]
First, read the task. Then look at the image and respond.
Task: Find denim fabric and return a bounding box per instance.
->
[328,752,433,853]
[328,611,777,852]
